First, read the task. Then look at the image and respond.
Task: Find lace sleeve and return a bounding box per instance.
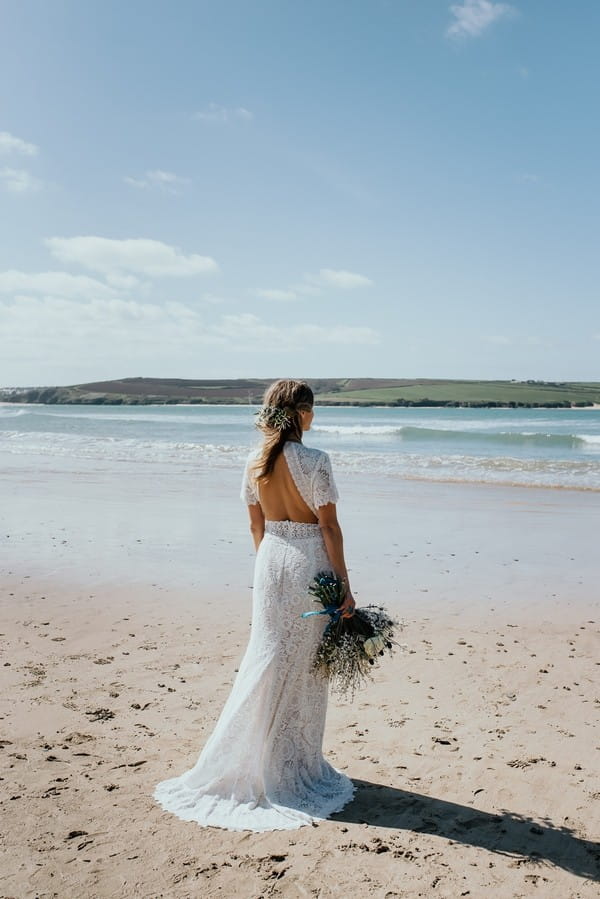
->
[240,452,260,506]
[311,451,339,509]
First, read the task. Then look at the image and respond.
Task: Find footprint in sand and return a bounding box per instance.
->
[22,664,46,686]
[64,732,95,745]
[85,708,115,722]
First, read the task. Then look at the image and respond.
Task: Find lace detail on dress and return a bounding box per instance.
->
[283,442,339,513]
[152,521,355,832]
[265,520,321,539]
[240,449,260,505]
[311,450,340,511]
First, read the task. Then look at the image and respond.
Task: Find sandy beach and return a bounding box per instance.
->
[1,470,599,898]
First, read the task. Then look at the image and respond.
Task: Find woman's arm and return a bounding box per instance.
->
[248,503,265,551]
[316,502,355,618]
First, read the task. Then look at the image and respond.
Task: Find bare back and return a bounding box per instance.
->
[256,448,318,524]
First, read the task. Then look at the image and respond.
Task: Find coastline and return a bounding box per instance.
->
[3,375,600,408]
[3,399,600,409]
[3,403,600,494]
[3,460,599,598]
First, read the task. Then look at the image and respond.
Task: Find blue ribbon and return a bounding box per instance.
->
[301,604,341,621]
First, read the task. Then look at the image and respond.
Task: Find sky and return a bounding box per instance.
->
[1,0,599,387]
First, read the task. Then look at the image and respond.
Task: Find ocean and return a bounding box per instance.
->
[2,403,600,491]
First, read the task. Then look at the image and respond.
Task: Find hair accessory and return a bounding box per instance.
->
[255,405,291,431]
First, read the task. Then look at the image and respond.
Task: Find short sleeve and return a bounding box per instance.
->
[311,451,339,510]
[240,452,260,506]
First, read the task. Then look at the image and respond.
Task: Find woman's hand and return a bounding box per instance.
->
[339,591,356,619]
[317,503,355,618]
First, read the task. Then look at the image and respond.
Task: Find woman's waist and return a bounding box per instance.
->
[264,519,321,539]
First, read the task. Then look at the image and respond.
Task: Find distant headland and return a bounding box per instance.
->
[2,377,599,408]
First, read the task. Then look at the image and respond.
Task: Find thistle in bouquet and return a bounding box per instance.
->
[301,571,402,700]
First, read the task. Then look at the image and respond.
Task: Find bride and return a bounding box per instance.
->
[153,379,357,831]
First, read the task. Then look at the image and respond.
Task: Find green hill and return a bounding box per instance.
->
[2,377,600,407]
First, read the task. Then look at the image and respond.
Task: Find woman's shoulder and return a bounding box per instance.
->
[286,441,331,467]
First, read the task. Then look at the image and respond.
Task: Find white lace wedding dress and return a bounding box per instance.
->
[152,440,356,831]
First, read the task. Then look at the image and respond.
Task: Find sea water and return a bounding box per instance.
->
[2,403,599,491]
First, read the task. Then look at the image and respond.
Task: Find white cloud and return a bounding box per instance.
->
[0,295,380,382]
[146,170,189,185]
[214,313,379,348]
[254,268,373,302]
[45,236,219,278]
[124,169,191,192]
[316,268,374,289]
[0,131,39,156]
[104,273,140,290]
[0,270,118,301]
[294,324,380,345]
[0,293,229,384]
[485,335,512,345]
[215,313,279,343]
[517,65,529,79]
[446,0,516,40]
[1,299,378,356]
[123,176,148,189]
[290,281,323,297]
[0,132,42,193]
[0,294,225,352]
[193,103,254,124]
[0,167,42,193]
[252,288,298,301]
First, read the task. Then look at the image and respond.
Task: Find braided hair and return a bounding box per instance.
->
[252,379,314,482]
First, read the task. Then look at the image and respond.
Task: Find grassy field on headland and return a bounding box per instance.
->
[2,377,600,407]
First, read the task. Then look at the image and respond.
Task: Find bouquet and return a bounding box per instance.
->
[301,571,402,700]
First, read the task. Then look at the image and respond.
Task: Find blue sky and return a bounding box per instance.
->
[1,0,598,386]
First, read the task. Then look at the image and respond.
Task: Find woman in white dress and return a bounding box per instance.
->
[153,379,356,831]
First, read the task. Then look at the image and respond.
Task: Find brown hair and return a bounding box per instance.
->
[252,379,314,482]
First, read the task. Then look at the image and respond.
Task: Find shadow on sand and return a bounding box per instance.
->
[330,779,599,882]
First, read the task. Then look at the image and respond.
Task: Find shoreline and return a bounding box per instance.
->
[2,444,600,494]
[3,466,599,599]
[3,399,600,409]
[396,472,600,493]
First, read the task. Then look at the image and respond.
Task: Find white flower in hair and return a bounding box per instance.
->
[255,405,291,431]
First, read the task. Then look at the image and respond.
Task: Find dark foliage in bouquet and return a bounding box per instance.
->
[301,571,402,700]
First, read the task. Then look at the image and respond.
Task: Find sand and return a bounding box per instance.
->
[1,475,599,897]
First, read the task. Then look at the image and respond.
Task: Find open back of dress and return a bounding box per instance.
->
[252,445,318,523]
